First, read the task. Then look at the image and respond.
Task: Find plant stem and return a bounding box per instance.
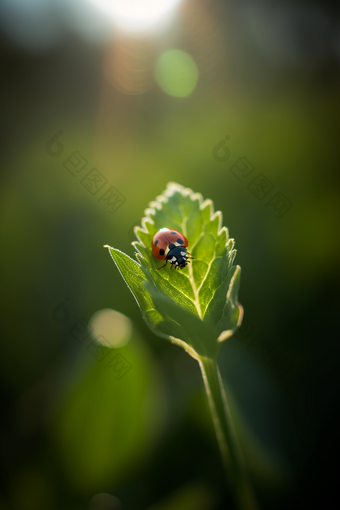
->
[198,357,259,510]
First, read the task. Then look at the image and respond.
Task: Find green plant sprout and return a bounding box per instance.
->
[104,182,259,510]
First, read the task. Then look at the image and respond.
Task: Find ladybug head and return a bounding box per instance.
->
[167,246,188,269]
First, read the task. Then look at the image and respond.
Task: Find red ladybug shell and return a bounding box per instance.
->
[151,228,188,261]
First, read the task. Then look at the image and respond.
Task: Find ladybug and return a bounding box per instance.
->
[151,228,193,270]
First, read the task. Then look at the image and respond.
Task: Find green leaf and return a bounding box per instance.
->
[105,182,243,360]
[49,332,164,493]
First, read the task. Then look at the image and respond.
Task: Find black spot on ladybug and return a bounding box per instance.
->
[159,249,165,256]
[171,231,177,234]
[154,240,159,246]
[177,238,184,245]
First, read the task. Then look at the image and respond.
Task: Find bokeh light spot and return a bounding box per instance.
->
[89,309,132,348]
[155,50,199,98]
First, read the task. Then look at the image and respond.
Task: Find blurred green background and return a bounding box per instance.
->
[1,0,340,509]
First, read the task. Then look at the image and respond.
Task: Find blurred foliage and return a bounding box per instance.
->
[49,329,165,494]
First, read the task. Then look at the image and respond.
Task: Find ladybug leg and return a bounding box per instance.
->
[156,260,168,270]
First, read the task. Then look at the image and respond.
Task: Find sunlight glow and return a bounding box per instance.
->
[88,0,182,32]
